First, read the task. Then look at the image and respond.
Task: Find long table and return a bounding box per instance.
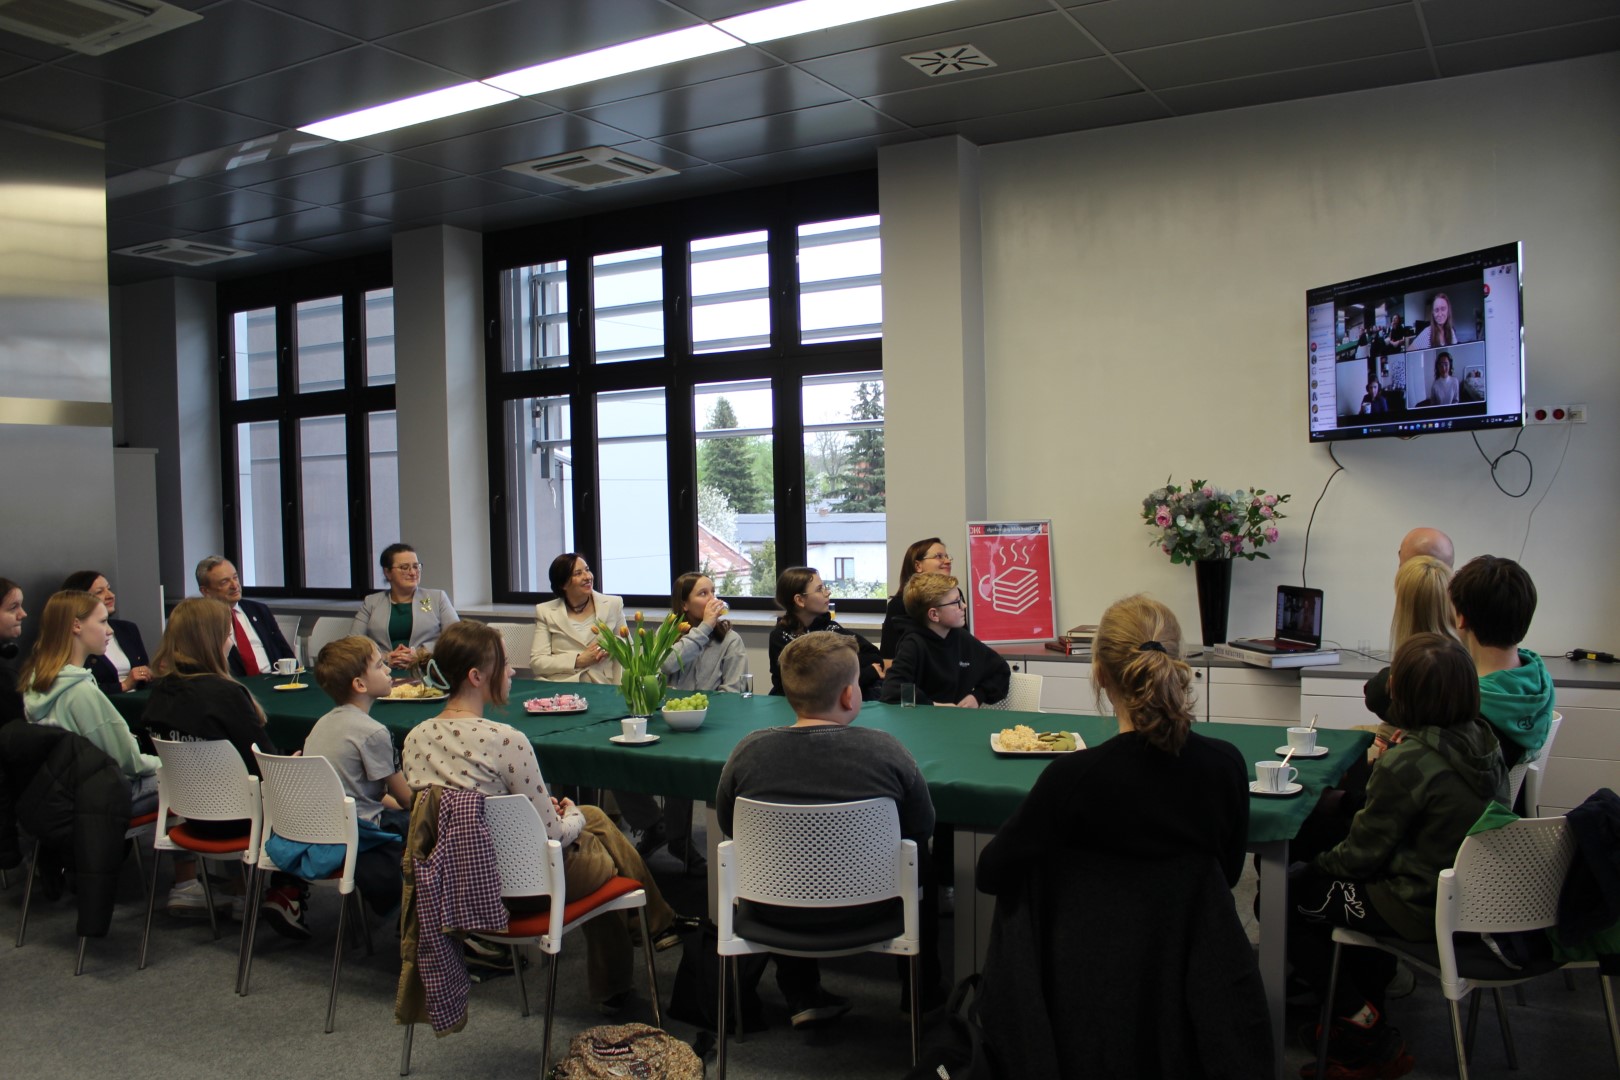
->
[116,676,1368,1076]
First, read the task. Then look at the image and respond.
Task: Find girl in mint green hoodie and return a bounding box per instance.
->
[20,590,160,814]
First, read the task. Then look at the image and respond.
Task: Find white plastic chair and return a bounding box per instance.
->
[306,617,352,668]
[1506,710,1562,811]
[493,622,535,674]
[242,750,367,1032]
[983,671,1043,712]
[1519,711,1563,817]
[138,738,263,979]
[399,795,658,1076]
[274,613,302,657]
[716,797,921,1079]
[1314,816,1594,1080]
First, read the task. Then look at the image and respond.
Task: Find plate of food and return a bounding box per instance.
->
[524,693,588,715]
[991,725,1084,756]
[381,682,447,702]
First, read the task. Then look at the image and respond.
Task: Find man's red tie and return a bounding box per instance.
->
[232,612,260,675]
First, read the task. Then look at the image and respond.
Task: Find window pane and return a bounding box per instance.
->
[231,307,277,400]
[299,416,350,588]
[695,380,775,598]
[504,396,573,593]
[500,261,570,371]
[236,420,284,587]
[799,215,882,344]
[295,296,344,393]
[691,231,769,355]
[803,373,885,598]
[597,388,668,594]
[365,288,395,385]
[593,247,663,363]
[368,411,400,588]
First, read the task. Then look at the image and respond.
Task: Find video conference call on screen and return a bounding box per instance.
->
[1305,242,1524,443]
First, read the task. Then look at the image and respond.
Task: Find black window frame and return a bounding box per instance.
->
[217,252,397,600]
[484,172,884,613]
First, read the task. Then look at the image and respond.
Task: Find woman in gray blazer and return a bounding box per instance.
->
[351,543,460,668]
[530,552,626,683]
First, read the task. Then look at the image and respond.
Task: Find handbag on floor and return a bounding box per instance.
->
[548,1023,704,1080]
[902,974,996,1080]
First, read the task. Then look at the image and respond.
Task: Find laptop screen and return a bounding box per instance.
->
[1276,586,1324,646]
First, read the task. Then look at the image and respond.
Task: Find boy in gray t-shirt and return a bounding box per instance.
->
[306,637,413,915]
[716,633,936,1029]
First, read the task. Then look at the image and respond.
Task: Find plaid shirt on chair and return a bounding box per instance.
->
[413,789,509,1032]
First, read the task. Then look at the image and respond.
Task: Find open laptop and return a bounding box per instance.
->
[1229,585,1325,653]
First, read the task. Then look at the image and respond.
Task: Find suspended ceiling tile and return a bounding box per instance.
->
[524,50,782,113]
[921,90,1172,144]
[679,0,1054,64]
[108,176,235,216]
[1066,0,1401,53]
[578,66,848,139]
[60,0,354,99]
[0,49,36,79]
[415,197,570,234]
[1119,6,1424,90]
[335,176,534,220]
[1419,0,1620,46]
[130,188,316,234]
[195,206,392,247]
[0,66,170,135]
[379,0,696,80]
[867,58,1140,127]
[651,100,909,162]
[798,12,1101,101]
[293,225,400,257]
[391,112,637,174]
[202,142,379,189]
[251,0,509,41]
[193,46,477,129]
[83,102,283,168]
[531,163,754,209]
[719,132,915,181]
[0,31,74,62]
[346,96,560,154]
[107,218,184,251]
[1435,19,1620,77]
[245,155,460,204]
[1155,50,1435,115]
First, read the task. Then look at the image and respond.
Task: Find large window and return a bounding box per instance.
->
[486,175,884,609]
[218,255,398,598]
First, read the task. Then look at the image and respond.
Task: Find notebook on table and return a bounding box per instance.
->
[1228,586,1325,654]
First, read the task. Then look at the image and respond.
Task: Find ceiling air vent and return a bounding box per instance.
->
[503,147,676,191]
[903,44,996,78]
[113,239,254,267]
[0,0,199,56]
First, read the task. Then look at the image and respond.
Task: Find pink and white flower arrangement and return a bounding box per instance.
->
[1141,478,1291,564]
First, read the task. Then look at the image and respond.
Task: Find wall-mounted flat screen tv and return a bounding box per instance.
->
[1306,243,1524,443]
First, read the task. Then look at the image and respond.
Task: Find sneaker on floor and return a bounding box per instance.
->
[789,988,852,1029]
[1386,961,1416,1000]
[464,940,518,982]
[1298,1017,1415,1080]
[597,989,634,1016]
[260,885,312,941]
[166,879,213,918]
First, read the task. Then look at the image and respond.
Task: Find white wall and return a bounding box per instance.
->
[965,54,1619,653]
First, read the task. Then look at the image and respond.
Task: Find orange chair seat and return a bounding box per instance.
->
[498,876,644,936]
[129,811,159,828]
[167,823,251,854]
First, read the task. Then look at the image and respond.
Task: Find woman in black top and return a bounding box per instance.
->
[767,567,882,699]
[880,537,954,660]
[0,578,26,725]
[61,570,152,694]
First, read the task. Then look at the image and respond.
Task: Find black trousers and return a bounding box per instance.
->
[1287,865,1401,1017]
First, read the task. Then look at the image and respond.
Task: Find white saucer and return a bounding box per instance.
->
[1274,745,1329,758]
[609,734,660,746]
[1249,780,1304,797]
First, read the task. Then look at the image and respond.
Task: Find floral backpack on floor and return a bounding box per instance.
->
[549,1023,704,1080]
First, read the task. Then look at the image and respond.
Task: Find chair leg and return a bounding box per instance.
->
[908,953,921,1066]
[512,944,531,1017]
[1465,990,1482,1060]
[138,848,163,970]
[1601,972,1620,1073]
[75,936,88,976]
[541,944,561,1076]
[15,840,39,948]
[399,1023,414,1076]
[1492,987,1517,1069]
[355,889,374,956]
[198,865,220,941]
[639,906,663,1029]
[238,866,265,995]
[326,889,349,1033]
[1314,942,1343,1080]
[1449,997,1473,1080]
[717,952,729,1080]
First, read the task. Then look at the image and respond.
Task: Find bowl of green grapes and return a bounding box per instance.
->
[661,693,709,731]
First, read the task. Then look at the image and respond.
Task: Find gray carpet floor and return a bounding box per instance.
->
[1,846,1614,1079]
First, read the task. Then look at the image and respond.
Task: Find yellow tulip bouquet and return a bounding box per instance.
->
[595,610,684,716]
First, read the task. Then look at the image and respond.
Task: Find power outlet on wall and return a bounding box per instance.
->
[1527,404,1588,424]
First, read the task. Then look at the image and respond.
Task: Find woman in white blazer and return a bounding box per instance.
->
[530,553,626,683]
[351,543,460,669]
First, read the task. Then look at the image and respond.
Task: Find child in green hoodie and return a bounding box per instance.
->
[1449,554,1555,769]
[19,590,160,814]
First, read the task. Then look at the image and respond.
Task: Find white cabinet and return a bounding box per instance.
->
[1205,666,1298,727]
[1300,672,1378,730]
[1537,686,1620,816]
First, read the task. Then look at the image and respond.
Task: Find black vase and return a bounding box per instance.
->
[1194,559,1233,646]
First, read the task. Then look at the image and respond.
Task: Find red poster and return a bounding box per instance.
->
[965,521,1057,644]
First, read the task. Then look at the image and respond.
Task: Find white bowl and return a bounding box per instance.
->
[661,706,707,732]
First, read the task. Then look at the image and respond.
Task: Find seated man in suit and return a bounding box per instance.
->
[195,555,295,677]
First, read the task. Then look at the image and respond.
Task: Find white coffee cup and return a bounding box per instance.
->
[621,717,648,741]
[1286,726,1318,753]
[1256,761,1299,791]
[273,658,299,677]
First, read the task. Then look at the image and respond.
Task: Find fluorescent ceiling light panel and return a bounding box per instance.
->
[716,0,960,43]
[298,82,517,141]
[484,25,743,96]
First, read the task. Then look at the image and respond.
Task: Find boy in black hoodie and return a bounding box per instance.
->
[880,573,1009,707]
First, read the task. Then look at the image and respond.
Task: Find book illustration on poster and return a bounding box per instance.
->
[965,521,1057,645]
[1213,643,1340,669]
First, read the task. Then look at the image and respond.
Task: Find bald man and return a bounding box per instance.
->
[1397,527,1454,568]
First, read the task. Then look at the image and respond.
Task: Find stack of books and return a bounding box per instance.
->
[1046,624,1098,657]
[1212,642,1340,669]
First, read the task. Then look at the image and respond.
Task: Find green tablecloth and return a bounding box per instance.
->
[114,679,1369,845]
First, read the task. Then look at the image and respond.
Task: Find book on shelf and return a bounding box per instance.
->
[1045,639,1091,657]
[1065,623,1098,643]
[1212,643,1340,669]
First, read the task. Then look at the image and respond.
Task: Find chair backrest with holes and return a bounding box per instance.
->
[484,794,563,902]
[152,736,257,822]
[1444,816,1574,935]
[306,617,351,667]
[732,797,902,909]
[1505,709,1562,809]
[494,623,536,674]
[253,750,353,847]
[984,671,1042,712]
[1522,711,1562,816]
